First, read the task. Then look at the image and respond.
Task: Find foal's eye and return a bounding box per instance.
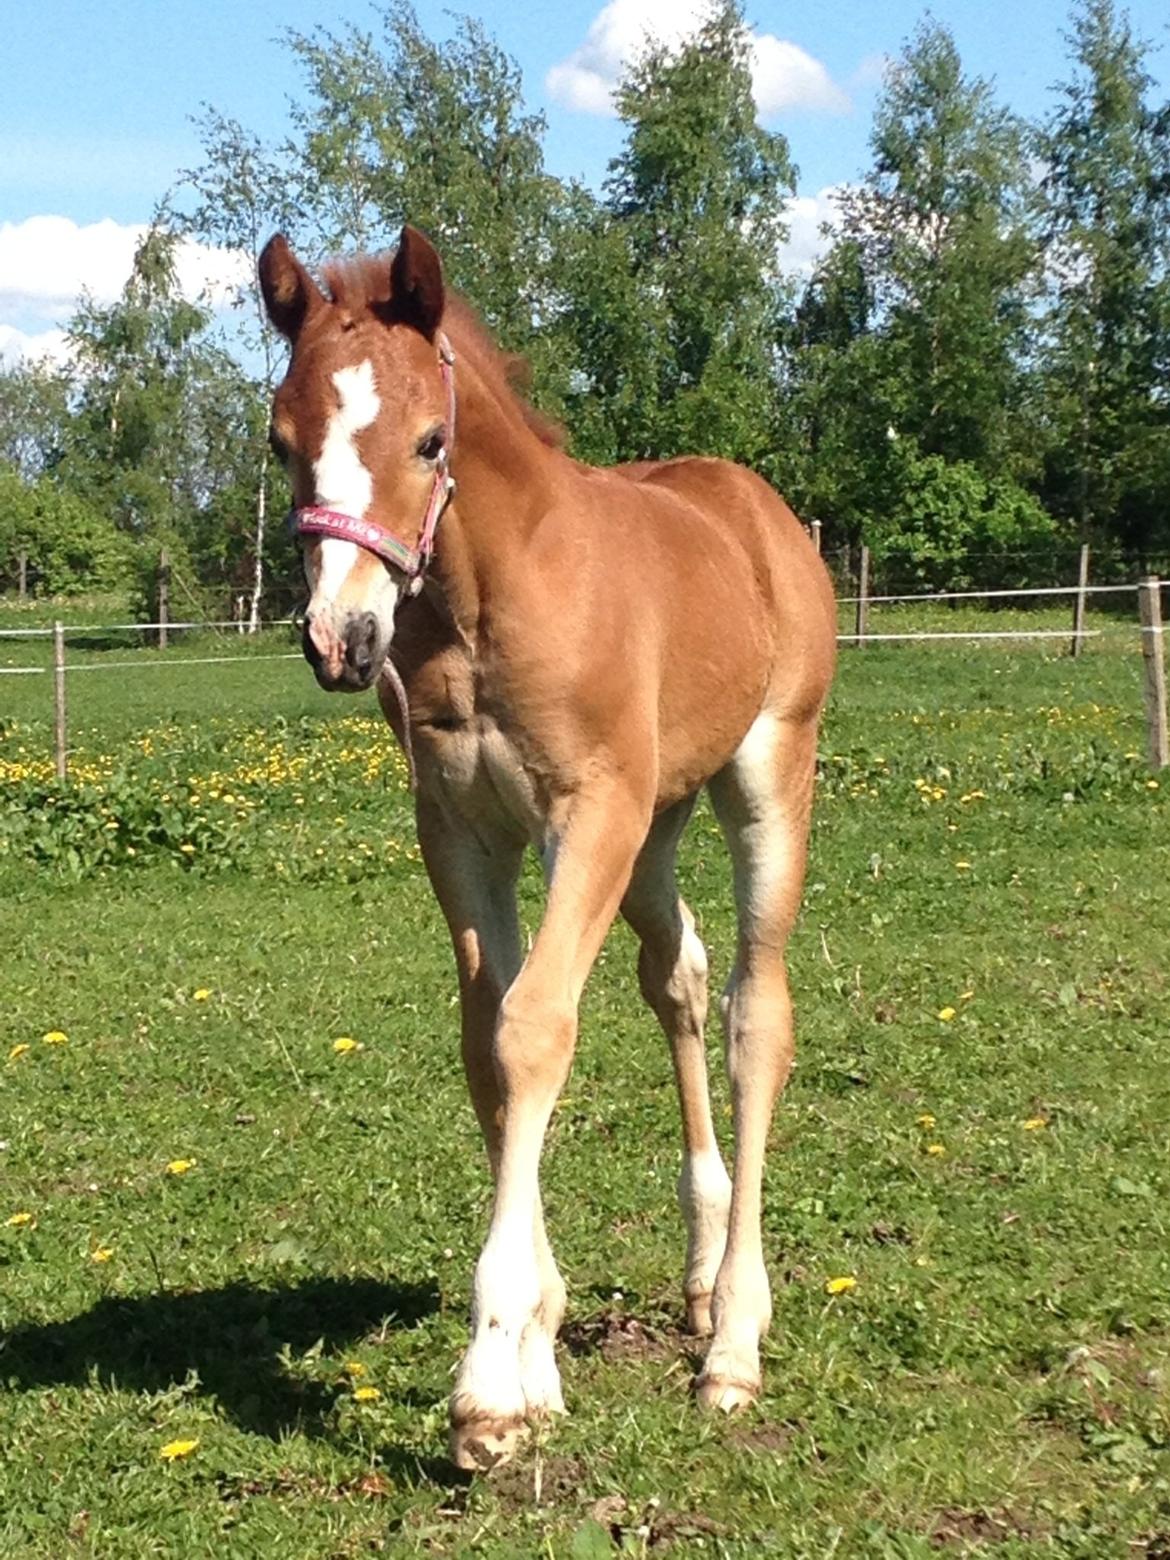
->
[417,429,445,463]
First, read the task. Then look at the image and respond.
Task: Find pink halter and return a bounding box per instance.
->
[289,332,456,594]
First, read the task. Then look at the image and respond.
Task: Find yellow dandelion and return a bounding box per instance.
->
[332,1037,360,1054]
[178,843,196,855]
[1022,1117,1048,1131]
[343,1361,366,1377]
[42,1030,68,1045]
[1147,780,1159,791]
[193,989,212,1002]
[159,1438,200,1461]
[955,861,972,871]
[937,1006,956,1022]
[926,1143,946,1157]
[91,1246,114,1263]
[825,1276,857,1296]
[352,1385,381,1402]
[7,1211,35,1227]
[916,1112,936,1129]
[165,1159,196,1176]
[8,1043,30,1062]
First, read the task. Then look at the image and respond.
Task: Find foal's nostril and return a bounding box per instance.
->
[344,612,380,680]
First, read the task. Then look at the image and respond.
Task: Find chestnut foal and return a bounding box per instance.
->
[259,226,836,1470]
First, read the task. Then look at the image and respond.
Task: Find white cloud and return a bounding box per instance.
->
[778,185,850,278]
[749,36,850,116]
[0,323,73,369]
[545,0,849,118]
[0,216,251,325]
[850,53,891,90]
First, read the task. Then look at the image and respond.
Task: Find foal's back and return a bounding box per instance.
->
[534,451,837,806]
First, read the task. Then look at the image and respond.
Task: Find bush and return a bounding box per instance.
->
[0,466,133,596]
[865,450,1064,591]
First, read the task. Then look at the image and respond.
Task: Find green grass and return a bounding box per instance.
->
[1,618,1168,1557]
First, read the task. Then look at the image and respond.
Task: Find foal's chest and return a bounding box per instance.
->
[419,715,545,841]
[381,621,548,843]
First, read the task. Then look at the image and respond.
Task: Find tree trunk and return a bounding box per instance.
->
[248,443,268,633]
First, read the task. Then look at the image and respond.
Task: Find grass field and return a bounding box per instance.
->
[1,600,1169,1557]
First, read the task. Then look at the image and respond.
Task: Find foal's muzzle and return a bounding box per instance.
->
[303,610,386,692]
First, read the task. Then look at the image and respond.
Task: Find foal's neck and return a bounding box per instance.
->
[430,332,558,638]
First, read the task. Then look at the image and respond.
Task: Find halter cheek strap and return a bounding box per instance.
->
[288,332,456,593]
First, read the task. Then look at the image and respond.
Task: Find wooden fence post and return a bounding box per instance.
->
[1070,542,1090,658]
[1139,577,1168,770]
[53,621,67,782]
[18,549,28,600]
[158,548,169,650]
[855,544,871,648]
[810,519,822,555]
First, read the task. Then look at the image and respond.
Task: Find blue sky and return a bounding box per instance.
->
[2,0,1167,359]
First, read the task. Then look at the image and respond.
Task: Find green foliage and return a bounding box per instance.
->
[581,0,794,467]
[61,227,248,551]
[0,772,247,877]
[801,19,1035,516]
[1034,0,1170,553]
[0,464,132,595]
[0,360,72,480]
[867,448,1061,588]
[284,2,568,349]
[4,0,1169,593]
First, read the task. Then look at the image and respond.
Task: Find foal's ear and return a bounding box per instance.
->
[258,234,323,341]
[388,225,445,340]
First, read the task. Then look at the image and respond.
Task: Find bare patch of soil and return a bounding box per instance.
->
[562,1309,690,1363]
[490,1452,587,1510]
[927,1506,1044,1548]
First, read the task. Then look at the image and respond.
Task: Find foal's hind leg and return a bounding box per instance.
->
[621,798,731,1336]
[698,712,818,1412]
[416,799,568,1455]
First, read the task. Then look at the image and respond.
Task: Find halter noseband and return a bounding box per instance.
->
[289,331,456,595]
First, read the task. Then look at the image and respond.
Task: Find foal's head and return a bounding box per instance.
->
[259,227,450,691]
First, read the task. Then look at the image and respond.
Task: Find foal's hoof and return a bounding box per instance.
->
[694,1372,760,1414]
[448,1416,528,1472]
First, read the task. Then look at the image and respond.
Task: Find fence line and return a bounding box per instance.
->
[0,619,292,638]
[2,586,1164,774]
[835,581,1146,606]
[2,581,1162,638]
[0,652,303,676]
[835,628,1104,644]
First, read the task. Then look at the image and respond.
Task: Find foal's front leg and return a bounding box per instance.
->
[448,785,648,1471]
[416,800,566,1449]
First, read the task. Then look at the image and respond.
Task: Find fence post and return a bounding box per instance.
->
[1139,577,1168,770]
[53,621,67,782]
[18,549,28,600]
[855,545,870,648]
[810,519,822,555]
[1070,542,1090,657]
[158,548,169,650]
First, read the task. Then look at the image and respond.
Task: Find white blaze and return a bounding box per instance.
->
[315,360,380,514]
[310,360,380,604]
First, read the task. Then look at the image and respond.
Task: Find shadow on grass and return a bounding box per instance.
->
[0,1274,438,1440]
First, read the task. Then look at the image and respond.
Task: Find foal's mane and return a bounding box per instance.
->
[322,253,565,450]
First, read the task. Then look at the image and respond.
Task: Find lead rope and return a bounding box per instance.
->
[380,655,417,793]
